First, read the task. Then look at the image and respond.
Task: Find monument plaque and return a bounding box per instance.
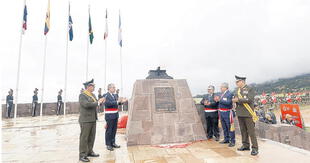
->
[127,67,207,145]
[154,87,176,112]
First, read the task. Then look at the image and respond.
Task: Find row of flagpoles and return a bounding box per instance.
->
[14,0,124,119]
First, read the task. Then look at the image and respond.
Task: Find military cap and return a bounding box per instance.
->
[83,79,95,88]
[235,75,246,81]
[208,85,215,90]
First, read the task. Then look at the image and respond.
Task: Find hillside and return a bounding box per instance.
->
[250,73,310,94]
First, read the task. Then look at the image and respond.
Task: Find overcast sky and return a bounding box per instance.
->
[1,0,310,103]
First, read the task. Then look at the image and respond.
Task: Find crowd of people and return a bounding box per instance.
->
[255,92,310,107]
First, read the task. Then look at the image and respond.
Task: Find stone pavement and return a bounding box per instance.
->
[2,113,310,163]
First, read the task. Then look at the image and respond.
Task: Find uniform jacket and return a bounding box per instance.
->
[78,92,98,123]
[235,85,255,117]
[32,95,38,103]
[6,95,13,106]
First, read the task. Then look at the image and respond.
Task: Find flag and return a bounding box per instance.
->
[22,4,27,34]
[104,9,108,40]
[68,3,73,41]
[88,9,94,44]
[44,0,50,35]
[118,11,122,47]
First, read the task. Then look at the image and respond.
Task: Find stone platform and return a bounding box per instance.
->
[2,114,310,163]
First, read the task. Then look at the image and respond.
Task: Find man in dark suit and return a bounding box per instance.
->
[104,83,127,151]
[216,83,235,147]
[200,85,219,141]
[79,79,105,162]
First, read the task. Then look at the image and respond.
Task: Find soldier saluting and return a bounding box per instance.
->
[6,89,14,118]
[79,79,105,162]
[232,75,259,156]
[32,88,39,117]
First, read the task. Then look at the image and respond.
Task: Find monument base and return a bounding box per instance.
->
[126,79,206,146]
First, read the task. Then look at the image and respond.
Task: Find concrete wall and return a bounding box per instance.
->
[196,104,310,151]
[2,102,129,118]
[2,102,80,118]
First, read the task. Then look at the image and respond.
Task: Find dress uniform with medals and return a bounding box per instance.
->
[32,88,39,117]
[6,89,14,118]
[234,75,259,156]
[79,79,102,162]
[200,85,220,141]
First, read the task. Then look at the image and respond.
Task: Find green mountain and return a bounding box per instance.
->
[250,73,310,94]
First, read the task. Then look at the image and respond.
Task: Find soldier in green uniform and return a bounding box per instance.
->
[232,75,259,156]
[79,79,105,162]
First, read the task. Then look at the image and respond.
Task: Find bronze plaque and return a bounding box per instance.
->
[154,87,176,111]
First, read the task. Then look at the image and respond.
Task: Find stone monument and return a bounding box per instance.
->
[126,67,206,145]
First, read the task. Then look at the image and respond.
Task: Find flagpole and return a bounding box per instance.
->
[40,36,48,117]
[120,46,124,112]
[104,9,108,92]
[14,0,26,119]
[86,38,89,80]
[64,1,70,116]
[119,10,124,98]
[86,5,90,81]
[120,47,123,97]
[104,38,107,92]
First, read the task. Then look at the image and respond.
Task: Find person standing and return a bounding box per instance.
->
[232,75,259,156]
[200,85,220,141]
[217,83,235,147]
[79,79,105,162]
[6,89,14,118]
[97,88,103,113]
[32,88,39,117]
[56,89,63,115]
[104,84,127,151]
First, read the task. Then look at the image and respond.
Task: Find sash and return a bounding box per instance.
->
[83,90,97,102]
[237,88,258,123]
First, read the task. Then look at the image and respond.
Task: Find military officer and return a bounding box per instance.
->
[6,89,14,118]
[104,84,127,151]
[216,83,235,147]
[200,85,220,141]
[232,75,258,156]
[79,79,105,162]
[32,88,39,117]
[56,89,63,115]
